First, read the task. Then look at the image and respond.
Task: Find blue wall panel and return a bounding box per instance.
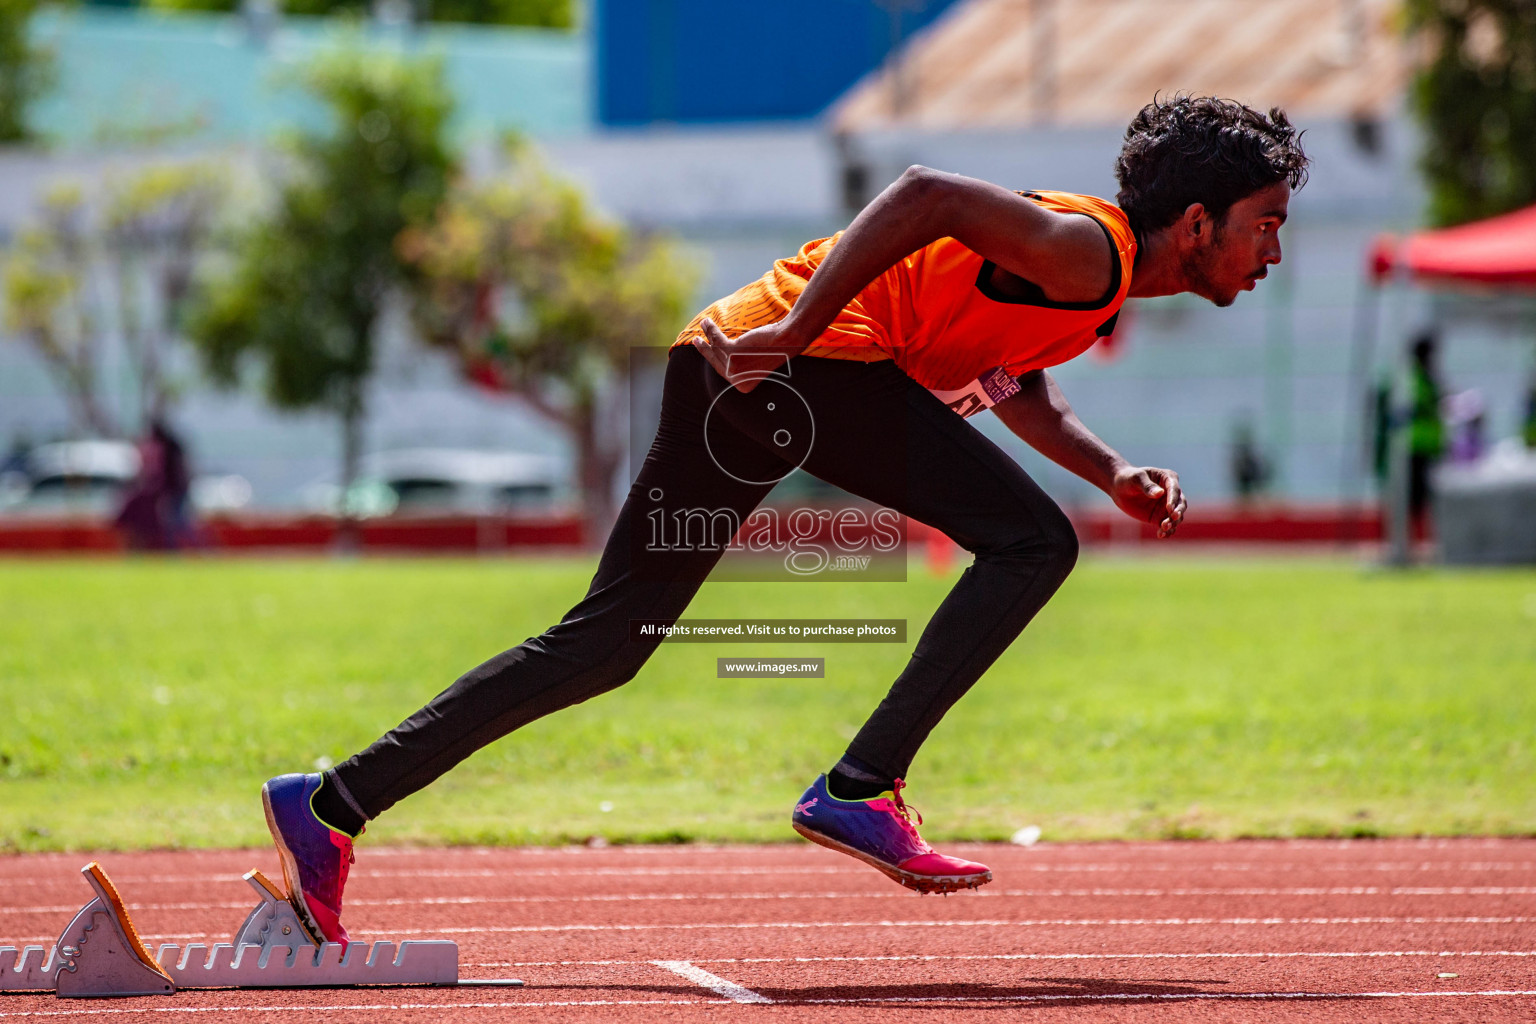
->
[597,0,960,126]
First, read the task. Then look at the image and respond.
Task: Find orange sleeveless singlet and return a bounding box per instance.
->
[674,191,1136,415]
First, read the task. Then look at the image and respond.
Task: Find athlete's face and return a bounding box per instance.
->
[1181,182,1290,307]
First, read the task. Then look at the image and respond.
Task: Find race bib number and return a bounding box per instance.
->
[927,366,1020,419]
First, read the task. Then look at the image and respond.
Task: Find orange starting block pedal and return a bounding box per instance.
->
[2,861,176,997]
[1,861,505,997]
[54,862,177,998]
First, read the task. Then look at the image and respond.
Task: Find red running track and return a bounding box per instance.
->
[2,839,1534,1022]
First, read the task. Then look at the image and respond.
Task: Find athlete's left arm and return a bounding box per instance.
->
[994,370,1187,538]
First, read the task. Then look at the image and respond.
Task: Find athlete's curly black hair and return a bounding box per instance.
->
[1114,95,1309,237]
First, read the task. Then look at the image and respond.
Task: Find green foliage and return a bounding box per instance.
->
[0,557,1532,850]
[2,165,227,437]
[399,149,696,525]
[188,47,454,498]
[104,163,227,423]
[1406,0,1536,225]
[403,156,694,404]
[142,0,240,13]
[3,186,117,436]
[142,0,573,28]
[422,0,572,29]
[0,0,53,143]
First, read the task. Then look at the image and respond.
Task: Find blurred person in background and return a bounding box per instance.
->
[1229,416,1271,503]
[259,96,1307,946]
[113,419,194,550]
[1372,374,1391,485]
[1408,332,1444,531]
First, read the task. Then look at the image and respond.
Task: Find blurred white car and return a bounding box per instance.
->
[301,448,570,518]
[0,440,252,517]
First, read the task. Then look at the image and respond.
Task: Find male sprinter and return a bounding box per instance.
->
[261,95,1308,944]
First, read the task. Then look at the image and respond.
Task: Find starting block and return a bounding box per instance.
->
[1,861,509,998]
[1,863,175,998]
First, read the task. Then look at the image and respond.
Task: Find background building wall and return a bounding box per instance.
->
[594,0,961,126]
[29,6,588,149]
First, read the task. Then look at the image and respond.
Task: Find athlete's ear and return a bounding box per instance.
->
[1182,202,1209,238]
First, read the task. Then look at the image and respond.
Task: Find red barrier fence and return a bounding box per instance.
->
[0,514,587,554]
[1069,505,1384,545]
[0,506,1385,555]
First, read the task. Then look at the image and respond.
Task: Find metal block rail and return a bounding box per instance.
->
[0,861,517,998]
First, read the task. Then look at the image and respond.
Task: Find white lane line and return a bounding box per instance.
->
[652,960,773,1004]
[353,884,1536,899]
[0,867,851,888]
[4,860,1533,888]
[1,990,1535,1017]
[804,990,1536,1007]
[0,1000,725,1017]
[476,949,1536,968]
[360,914,1536,937]
[9,914,1534,946]
[11,885,1534,917]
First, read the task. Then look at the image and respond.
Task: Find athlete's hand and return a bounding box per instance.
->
[692,318,799,394]
[1111,465,1186,539]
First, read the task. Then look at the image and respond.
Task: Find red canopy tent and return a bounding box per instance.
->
[1360,203,1536,563]
[1370,203,1536,288]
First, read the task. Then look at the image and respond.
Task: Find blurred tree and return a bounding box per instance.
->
[1407,0,1536,225]
[2,187,118,437]
[0,0,54,142]
[417,0,571,28]
[145,0,572,28]
[187,48,453,532]
[104,163,226,425]
[399,152,696,534]
[1,165,224,438]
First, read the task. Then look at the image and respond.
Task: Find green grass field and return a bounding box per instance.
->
[1,555,1533,852]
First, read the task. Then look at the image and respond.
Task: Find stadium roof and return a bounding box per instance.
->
[832,0,1407,131]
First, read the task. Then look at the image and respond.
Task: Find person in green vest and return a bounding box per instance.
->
[1408,332,1445,532]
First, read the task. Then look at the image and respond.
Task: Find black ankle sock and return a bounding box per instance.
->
[311,774,365,838]
[827,758,893,802]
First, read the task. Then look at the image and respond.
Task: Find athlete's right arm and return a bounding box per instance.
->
[695,166,1112,391]
[997,370,1187,538]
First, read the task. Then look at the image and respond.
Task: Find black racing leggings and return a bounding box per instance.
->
[332,345,1078,820]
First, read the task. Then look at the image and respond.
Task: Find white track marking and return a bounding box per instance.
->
[476,949,1536,968]
[0,867,843,887]
[413,884,1536,899]
[4,860,1534,888]
[0,1000,724,1017]
[801,991,1536,1008]
[652,960,773,1003]
[10,914,1534,946]
[358,914,1536,937]
[1,991,1536,1017]
[9,885,1535,916]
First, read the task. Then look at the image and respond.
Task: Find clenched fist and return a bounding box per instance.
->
[1111,465,1187,539]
